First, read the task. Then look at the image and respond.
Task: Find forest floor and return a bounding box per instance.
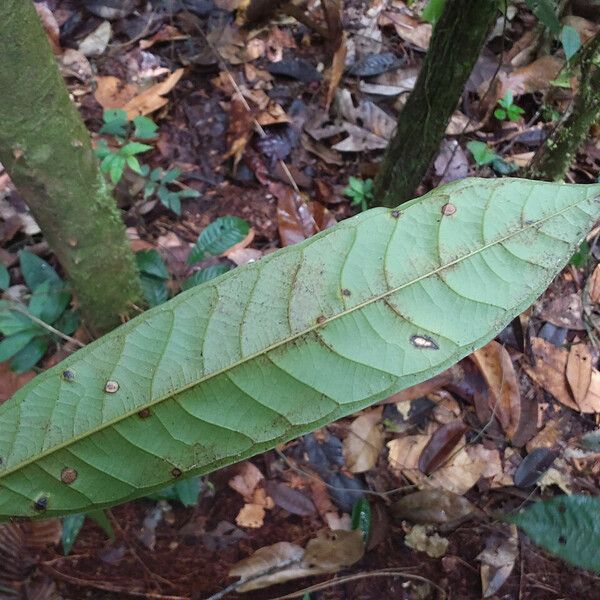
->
[3,0,600,599]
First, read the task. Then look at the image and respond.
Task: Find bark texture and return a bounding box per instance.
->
[373,0,498,206]
[528,33,600,181]
[0,0,141,334]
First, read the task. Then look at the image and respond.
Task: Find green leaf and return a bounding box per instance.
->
[143,181,157,199]
[19,251,60,291]
[525,0,560,35]
[150,167,163,182]
[95,139,112,160]
[1,178,600,519]
[132,116,158,140]
[100,109,129,137]
[177,189,201,199]
[121,142,153,156]
[54,310,80,336]
[561,25,581,62]
[494,107,507,120]
[467,140,497,166]
[0,306,40,337]
[126,155,143,175]
[109,155,126,184]
[161,168,181,184]
[100,152,116,173]
[87,509,115,539]
[0,264,9,290]
[136,250,169,280]
[570,240,590,267]
[0,330,40,362]
[187,216,250,264]
[147,476,202,506]
[422,0,445,24]
[181,264,231,291]
[28,281,70,325]
[140,274,169,307]
[509,495,600,572]
[351,497,371,541]
[9,336,48,373]
[62,513,85,555]
[157,187,181,215]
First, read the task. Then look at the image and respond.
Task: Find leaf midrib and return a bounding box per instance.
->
[0,197,590,477]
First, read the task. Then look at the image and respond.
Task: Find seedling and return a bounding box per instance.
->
[494,91,525,122]
[95,109,199,214]
[343,177,374,212]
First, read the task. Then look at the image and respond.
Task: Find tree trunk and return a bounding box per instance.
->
[373,0,497,207]
[0,0,141,334]
[528,33,600,181]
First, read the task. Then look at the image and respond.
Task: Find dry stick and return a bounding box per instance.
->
[268,569,447,600]
[7,302,84,348]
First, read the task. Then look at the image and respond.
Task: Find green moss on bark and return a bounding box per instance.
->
[0,0,141,334]
[373,0,497,207]
[528,33,600,181]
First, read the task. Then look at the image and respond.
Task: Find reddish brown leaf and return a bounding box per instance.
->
[324,32,347,109]
[471,341,521,440]
[35,2,61,55]
[418,420,469,475]
[223,97,255,167]
[0,362,35,403]
[265,481,315,516]
[566,344,593,406]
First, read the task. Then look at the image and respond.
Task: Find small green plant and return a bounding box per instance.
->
[0,251,79,372]
[95,109,199,215]
[466,140,518,175]
[494,91,525,122]
[343,177,374,212]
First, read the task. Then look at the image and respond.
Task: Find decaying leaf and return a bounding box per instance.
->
[94,76,139,109]
[229,529,364,592]
[229,462,273,528]
[524,338,600,413]
[513,447,558,488]
[418,419,469,475]
[471,340,521,440]
[343,408,384,473]
[539,293,584,330]
[566,344,593,407]
[34,2,61,54]
[477,525,518,598]
[379,12,432,50]
[122,69,184,119]
[391,488,476,524]
[325,32,347,110]
[404,524,448,558]
[78,20,111,57]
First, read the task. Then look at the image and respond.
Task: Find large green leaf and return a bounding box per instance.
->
[509,495,600,572]
[0,178,599,520]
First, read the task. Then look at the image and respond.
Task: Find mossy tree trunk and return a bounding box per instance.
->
[373,0,497,207]
[528,33,600,181]
[0,0,141,334]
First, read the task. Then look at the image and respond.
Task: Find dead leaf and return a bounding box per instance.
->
[265,482,315,516]
[229,462,264,501]
[418,420,469,475]
[380,12,431,50]
[229,529,364,592]
[391,489,476,524]
[523,337,600,413]
[526,418,563,452]
[223,97,255,166]
[59,49,93,81]
[0,361,35,403]
[343,408,384,473]
[566,344,593,406]
[78,20,112,57]
[301,133,344,165]
[139,25,189,49]
[477,526,518,598]
[513,447,558,488]
[236,503,268,529]
[563,15,600,45]
[122,69,184,119]
[471,341,521,440]
[539,293,584,330]
[325,33,347,110]
[434,139,469,184]
[35,2,61,54]
[404,525,448,558]
[94,76,139,109]
[446,110,484,135]
[588,264,600,304]
[223,228,255,258]
[496,55,563,98]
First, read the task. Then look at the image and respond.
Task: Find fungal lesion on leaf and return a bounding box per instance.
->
[410,334,439,350]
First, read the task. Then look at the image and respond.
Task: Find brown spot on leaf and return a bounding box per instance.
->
[171,468,182,478]
[441,203,456,216]
[104,380,119,393]
[316,315,326,325]
[390,210,401,219]
[138,408,151,419]
[61,467,78,484]
[341,288,351,297]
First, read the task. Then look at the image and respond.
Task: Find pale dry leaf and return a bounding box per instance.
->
[343,408,384,473]
[477,525,518,598]
[588,264,600,304]
[404,525,448,558]
[471,340,521,440]
[59,49,93,81]
[122,69,184,119]
[223,229,255,258]
[227,248,262,266]
[434,139,469,184]
[35,2,61,54]
[79,20,112,57]
[523,338,600,413]
[94,76,139,109]
[236,503,267,529]
[380,12,431,50]
[526,418,563,452]
[391,488,476,524]
[446,111,483,135]
[303,529,365,571]
[497,55,563,97]
[229,461,264,501]
[325,33,347,110]
[562,15,600,45]
[566,344,593,407]
[539,293,584,330]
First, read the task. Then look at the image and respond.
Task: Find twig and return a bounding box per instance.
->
[6,302,84,347]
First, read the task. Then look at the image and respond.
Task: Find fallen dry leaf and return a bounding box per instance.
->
[566,344,593,406]
[434,139,469,184]
[325,32,347,110]
[380,11,431,50]
[471,340,521,440]
[139,25,189,50]
[0,362,35,403]
[523,337,600,413]
[539,293,584,330]
[418,419,469,475]
[78,20,111,57]
[563,15,600,45]
[35,2,61,55]
[588,264,600,304]
[497,55,563,97]
[477,526,518,598]
[343,408,384,473]
[229,461,264,501]
[391,488,476,524]
[236,502,267,529]
[94,76,139,109]
[404,524,448,558]
[229,529,364,592]
[122,69,184,119]
[59,49,93,81]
